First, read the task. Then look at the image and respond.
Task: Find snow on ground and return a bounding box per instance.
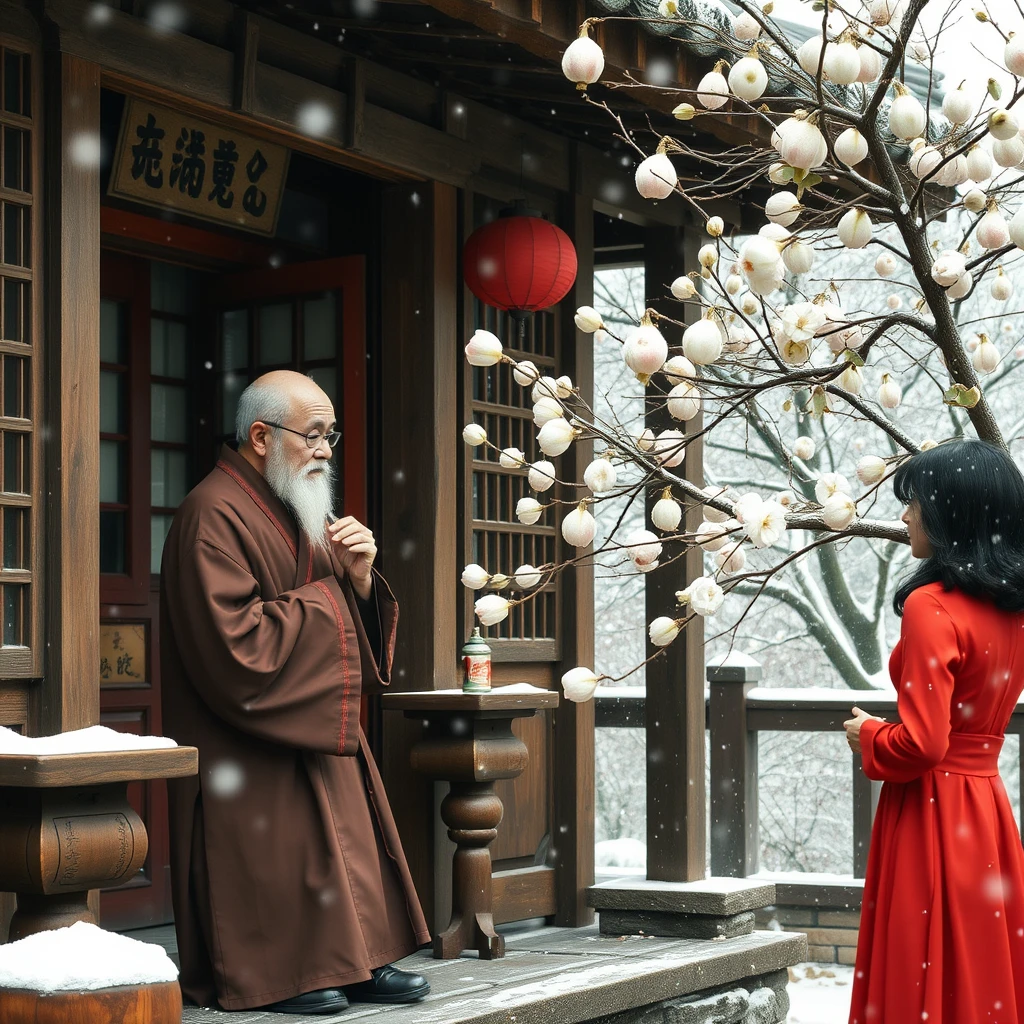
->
[595,837,647,868]
[787,963,853,1023]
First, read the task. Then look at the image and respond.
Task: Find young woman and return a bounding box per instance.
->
[844,439,1024,1024]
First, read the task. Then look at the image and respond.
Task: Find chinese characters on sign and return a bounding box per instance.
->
[109,100,289,236]
[100,623,147,686]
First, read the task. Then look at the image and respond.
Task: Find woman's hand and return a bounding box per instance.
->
[844,706,885,755]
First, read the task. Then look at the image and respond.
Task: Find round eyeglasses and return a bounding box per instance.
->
[262,422,341,449]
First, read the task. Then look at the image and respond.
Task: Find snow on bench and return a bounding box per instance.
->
[0,922,177,992]
[0,725,177,756]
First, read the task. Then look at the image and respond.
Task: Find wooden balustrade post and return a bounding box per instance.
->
[708,653,761,878]
[852,755,882,877]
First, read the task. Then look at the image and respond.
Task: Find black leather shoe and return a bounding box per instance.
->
[343,964,430,1004]
[262,988,349,1015]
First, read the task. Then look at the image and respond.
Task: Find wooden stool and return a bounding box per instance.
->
[381,688,559,960]
[0,980,181,1023]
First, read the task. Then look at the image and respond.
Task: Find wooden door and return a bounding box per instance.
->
[211,257,367,521]
[98,252,205,929]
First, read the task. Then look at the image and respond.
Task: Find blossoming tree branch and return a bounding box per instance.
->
[462,0,1024,702]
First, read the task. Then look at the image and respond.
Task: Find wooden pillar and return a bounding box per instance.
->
[553,157,596,926]
[39,52,101,735]
[708,657,761,877]
[379,181,459,932]
[643,222,706,882]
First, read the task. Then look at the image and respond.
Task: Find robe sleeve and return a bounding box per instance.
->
[860,589,961,783]
[167,537,367,755]
[338,568,398,695]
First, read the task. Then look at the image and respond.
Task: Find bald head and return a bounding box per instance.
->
[235,371,334,450]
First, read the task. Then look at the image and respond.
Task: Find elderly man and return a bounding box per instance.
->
[160,370,430,1015]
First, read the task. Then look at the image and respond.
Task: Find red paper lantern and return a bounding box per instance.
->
[463,204,578,323]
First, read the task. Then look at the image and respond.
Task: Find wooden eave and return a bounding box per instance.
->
[27,0,718,226]
[412,0,770,149]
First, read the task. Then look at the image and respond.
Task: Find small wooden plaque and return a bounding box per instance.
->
[100,623,146,686]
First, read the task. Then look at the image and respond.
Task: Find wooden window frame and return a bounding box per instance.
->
[460,193,563,663]
[0,33,43,677]
[99,252,151,606]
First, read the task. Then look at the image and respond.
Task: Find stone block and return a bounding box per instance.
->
[802,927,859,947]
[754,907,815,927]
[817,910,861,927]
[805,944,837,961]
[664,988,749,1023]
[742,987,781,1024]
[838,946,858,965]
[736,967,789,1021]
[599,909,755,940]
[588,878,776,917]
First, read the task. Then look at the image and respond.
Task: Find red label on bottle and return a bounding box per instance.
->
[463,654,491,692]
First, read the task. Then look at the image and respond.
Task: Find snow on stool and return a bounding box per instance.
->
[0,921,180,1024]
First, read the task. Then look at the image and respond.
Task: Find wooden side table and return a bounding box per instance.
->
[0,746,198,941]
[381,687,559,960]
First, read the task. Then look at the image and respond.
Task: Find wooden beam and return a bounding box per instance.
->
[379,180,461,931]
[0,0,40,39]
[643,222,706,882]
[345,56,366,151]
[553,151,595,927]
[232,9,259,114]
[39,52,101,735]
[100,207,276,269]
[492,866,556,924]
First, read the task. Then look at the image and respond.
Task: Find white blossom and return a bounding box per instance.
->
[465,329,503,366]
[814,472,851,504]
[743,499,787,548]
[528,460,556,491]
[499,447,525,469]
[561,666,601,702]
[684,576,726,616]
[648,616,680,647]
[474,594,510,626]
[461,564,490,590]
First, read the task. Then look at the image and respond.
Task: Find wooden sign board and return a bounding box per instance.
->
[108,98,289,236]
[100,623,147,687]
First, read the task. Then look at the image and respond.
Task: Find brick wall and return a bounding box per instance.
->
[754,905,861,965]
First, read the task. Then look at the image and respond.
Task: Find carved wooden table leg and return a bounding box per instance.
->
[435,780,505,958]
[412,713,531,960]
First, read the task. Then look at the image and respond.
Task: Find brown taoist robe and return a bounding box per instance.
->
[160,445,430,1011]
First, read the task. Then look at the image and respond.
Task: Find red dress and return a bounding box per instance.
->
[851,582,1024,1024]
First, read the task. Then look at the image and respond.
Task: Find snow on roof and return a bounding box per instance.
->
[0,725,178,755]
[0,922,178,992]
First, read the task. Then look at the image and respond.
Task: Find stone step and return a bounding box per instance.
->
[173,927,806,1024]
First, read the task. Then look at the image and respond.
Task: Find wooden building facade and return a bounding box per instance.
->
[0,0,717,940]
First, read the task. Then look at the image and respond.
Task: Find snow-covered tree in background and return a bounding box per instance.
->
[464,0,1024,703]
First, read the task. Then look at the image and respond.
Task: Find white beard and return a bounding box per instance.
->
[264,443,335,553]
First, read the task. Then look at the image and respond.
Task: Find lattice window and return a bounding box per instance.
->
[0,42,40,673]
[466,302,560,654]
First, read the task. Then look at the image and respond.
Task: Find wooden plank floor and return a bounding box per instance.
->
[123,922,804,1024]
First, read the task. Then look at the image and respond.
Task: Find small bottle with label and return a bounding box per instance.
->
[462,627,492,693]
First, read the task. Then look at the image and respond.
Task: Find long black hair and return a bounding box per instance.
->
[892,439,1024,615]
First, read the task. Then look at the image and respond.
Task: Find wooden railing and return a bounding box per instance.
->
[595,654,1024,907]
